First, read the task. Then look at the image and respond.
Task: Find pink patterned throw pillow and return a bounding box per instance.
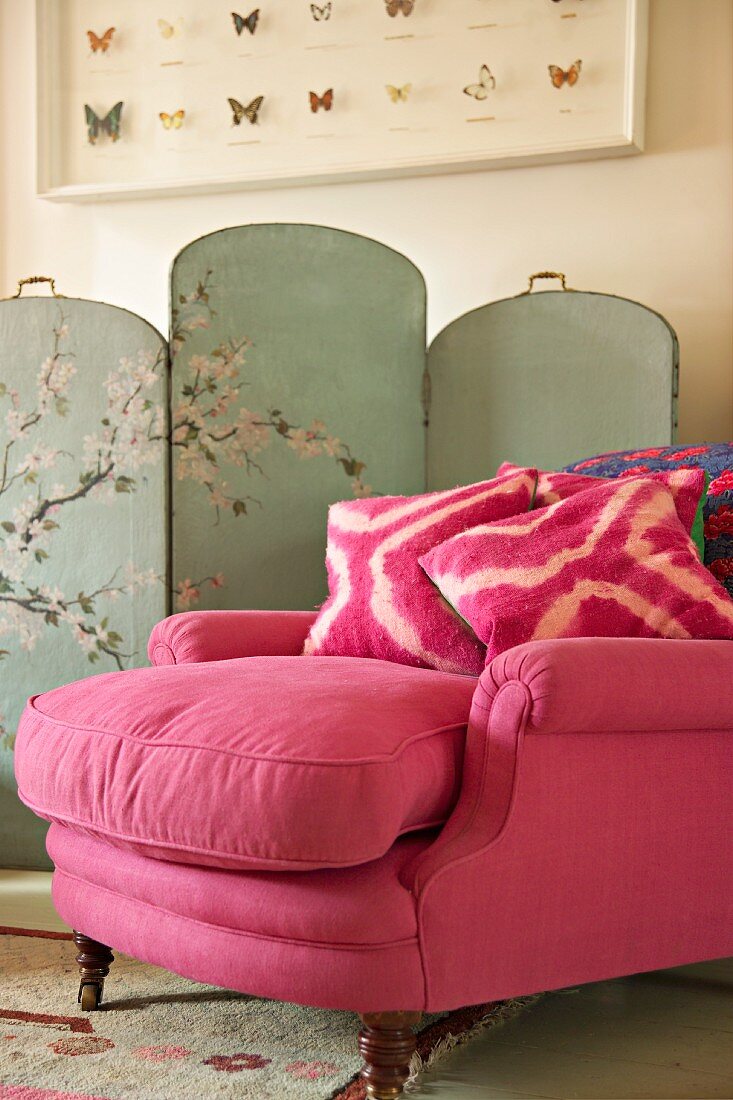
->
[420,477,733,662]
[303,468,538,675]
[497,459,704,529]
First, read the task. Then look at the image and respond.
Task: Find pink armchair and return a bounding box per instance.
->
[15,610,733,1098]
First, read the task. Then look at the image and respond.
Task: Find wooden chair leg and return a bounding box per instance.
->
[73,931,114,1012]
[358,1011,422,1099]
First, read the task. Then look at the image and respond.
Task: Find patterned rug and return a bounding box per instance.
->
[0,929,539,1099]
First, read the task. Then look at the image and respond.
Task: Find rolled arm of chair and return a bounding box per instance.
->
[148,610,317,666]
[408,636,733,892]
[404,637,733,1009]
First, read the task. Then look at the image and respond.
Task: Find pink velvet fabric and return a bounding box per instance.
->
[148,610,317,666]
[46,637,733,1013]
[303,469,537,675]
[421,477,733,660]
[15,656,475,871]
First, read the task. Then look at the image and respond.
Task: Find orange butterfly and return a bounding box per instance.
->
[548,60,582,87]
[87,27,116,53]
[309,88,334,112]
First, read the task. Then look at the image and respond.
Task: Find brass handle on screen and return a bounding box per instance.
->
[523,271,574,294]
[12,276,63,299]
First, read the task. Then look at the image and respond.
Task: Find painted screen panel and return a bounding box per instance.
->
[427,290,677,490]
[170,224,426,613]
[0,297,168,869]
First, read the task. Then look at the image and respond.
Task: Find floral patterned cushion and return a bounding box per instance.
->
[562,444,733,597]
[419,477,733,663]
[303,468,537,676]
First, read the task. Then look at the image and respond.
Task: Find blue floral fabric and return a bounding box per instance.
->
[563,443,733,597]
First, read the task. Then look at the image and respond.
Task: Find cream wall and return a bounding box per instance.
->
[1,0,731,441]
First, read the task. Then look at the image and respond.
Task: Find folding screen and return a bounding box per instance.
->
[0,233,678,870]
[169,224,426,614]
[0,291,168,868]
[426,284,678,490]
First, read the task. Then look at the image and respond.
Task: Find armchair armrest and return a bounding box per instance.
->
[148,610,317,666]
[405,637,733,1009]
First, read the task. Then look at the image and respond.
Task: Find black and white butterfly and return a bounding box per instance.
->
[463,64,495,100]
[310,2,332,19]
[228,95,264,125]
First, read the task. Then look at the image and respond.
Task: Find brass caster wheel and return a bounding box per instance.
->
[79,981,102,1011]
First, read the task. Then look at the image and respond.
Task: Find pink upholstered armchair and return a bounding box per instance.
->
[14,609,733,1098]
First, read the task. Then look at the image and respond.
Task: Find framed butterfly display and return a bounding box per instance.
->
[35,0,648,200]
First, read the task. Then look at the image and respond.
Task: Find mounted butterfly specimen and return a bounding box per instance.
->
[463,64,495,100]
[309,89,334,113]
[158,18,183,38]
[84,102,123,144]
[386,83,412,103]
[232,9,259,35]
[310,2,332,19]
[385,0,414,15]
[548,59,582,87]
[228,96,264,125]
[87,27,115,53]
[160,109,186,129]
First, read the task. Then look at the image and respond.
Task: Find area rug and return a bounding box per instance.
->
[0,928,539,1099]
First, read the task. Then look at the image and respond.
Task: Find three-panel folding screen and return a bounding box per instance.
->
[0,223,678,867]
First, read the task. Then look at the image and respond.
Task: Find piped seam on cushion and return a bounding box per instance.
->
[53,869,419,950]
[24,699,469,766]
[18,788,450,868]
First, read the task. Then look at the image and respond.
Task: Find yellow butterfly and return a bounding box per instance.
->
[158,18,183,38]
[160,109,185,129]
[386,83,412,103]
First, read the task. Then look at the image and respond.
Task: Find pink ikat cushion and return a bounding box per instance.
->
[419,476,733,662]
[303,468,538,675]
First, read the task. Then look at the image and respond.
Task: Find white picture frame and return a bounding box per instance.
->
[36,0,648,203]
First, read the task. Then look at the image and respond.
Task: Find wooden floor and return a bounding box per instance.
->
[1,869,732,1099]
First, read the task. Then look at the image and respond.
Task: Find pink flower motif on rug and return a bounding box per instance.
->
[202,1053,271,1072]
[304,468,537,675]
[285,1059,340,1079]
[132,1045,191,1062]
[47,1037,115,1057]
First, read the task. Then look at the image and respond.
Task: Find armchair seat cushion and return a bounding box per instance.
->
[15,656,475,872]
